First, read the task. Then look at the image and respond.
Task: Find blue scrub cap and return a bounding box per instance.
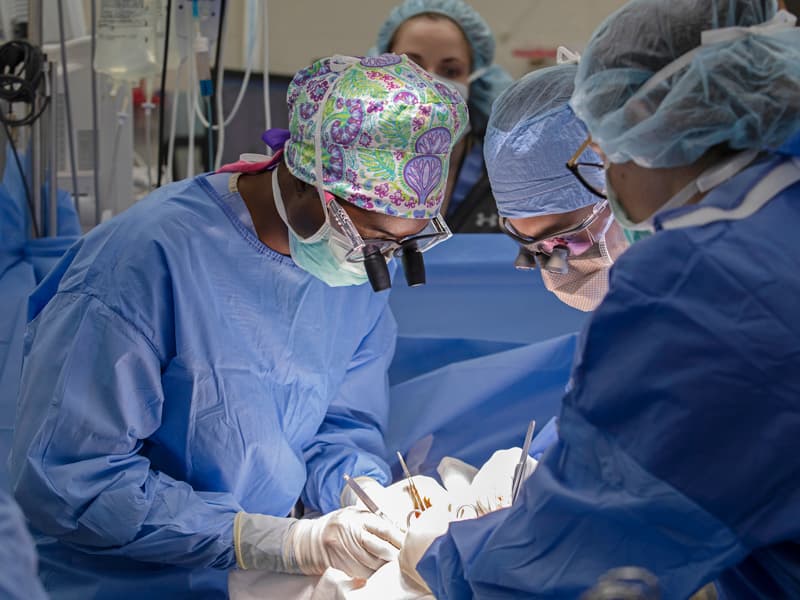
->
[370,0,512,118]
[571,0,800,168]
[485,64,603,219]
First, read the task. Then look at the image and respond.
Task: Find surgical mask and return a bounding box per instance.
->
[605,173,652,244]
[432,67,487,102]
[539,218,627,311]
[540,245,612,312]
[271,169,369,287]
[604,149,760,244]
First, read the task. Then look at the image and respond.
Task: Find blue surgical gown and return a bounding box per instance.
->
[0,489,47,599]
[9,172,396,598]
[417,152,800,599]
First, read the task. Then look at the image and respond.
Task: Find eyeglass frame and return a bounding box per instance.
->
[565,136,607,200]
[498,199,610,254]
[325,192,452,263]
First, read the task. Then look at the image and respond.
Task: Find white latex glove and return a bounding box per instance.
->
[436,456,479,498]
[340,476,385,508]
[398,504,456,593]
[469,447,538,515]
[234,508,403,579]
[290,507,404,578]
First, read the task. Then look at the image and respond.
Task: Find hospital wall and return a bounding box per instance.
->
[220,1,629,79]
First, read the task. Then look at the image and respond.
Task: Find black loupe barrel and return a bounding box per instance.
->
[402,248,426,287]
[544,245,570,275]
[364,249,392,292]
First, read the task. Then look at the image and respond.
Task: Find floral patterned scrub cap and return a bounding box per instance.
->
[284,54,469,219]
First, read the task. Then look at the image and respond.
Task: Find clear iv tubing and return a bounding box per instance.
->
[186,46,197,178]
[57,0,81,216]
[166,57,187,183]
[193,0,259,144]
[104,89,129,212]
[205,97,213,168]
[213,26,225,170]
[90,0,101,225]
[262,0,271,135]
[144,99,154,189]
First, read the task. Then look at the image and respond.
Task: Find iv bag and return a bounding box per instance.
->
[94,0,160,85]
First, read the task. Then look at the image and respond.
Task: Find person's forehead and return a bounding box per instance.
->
[392,16,470,57]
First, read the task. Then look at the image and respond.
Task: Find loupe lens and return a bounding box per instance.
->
[402,248,426,287]
[541,245,570,275]
[364,248,391,291]
[514,248,538,271]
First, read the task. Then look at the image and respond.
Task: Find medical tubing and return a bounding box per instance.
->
[186,47,196,178]
[206,97,213,170]
[193,0,257,131]
[90,0,100,225]
[262,0,271,137]
[56,0,81,214]
[166,57,186,184]
[145,100,153,189]
[211,0,226,169]
[103,91,128,213]
[156,0,173,188]
[213,26,226,169]
[2,121,38,236]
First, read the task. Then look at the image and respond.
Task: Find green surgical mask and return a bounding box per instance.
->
[604,150,759,245]
[272,169,369,287]
[604,172,652,244]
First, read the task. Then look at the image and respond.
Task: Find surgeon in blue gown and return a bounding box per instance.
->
[9,54,467,598]
[398,1,800,598]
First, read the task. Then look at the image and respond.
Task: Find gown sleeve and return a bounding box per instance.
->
[11,291,241,569]
[301,304,397,513]
[0,489,48,600]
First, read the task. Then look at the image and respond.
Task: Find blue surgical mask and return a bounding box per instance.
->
[272,169,369,287]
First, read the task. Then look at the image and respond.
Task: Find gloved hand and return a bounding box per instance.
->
[398,504,455,593]
[342,476,451,531]
[340,476,385,508]
[234,507,404,579]
[436,456,479,498]
[468,447,538,515]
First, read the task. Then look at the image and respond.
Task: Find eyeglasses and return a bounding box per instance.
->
[325,192,452,263]
[565,136,607,200]
[499,200,611,274]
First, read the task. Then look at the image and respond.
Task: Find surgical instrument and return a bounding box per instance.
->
[397,451,427,512]
[342,474,393,523]
[511,419,536,503]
